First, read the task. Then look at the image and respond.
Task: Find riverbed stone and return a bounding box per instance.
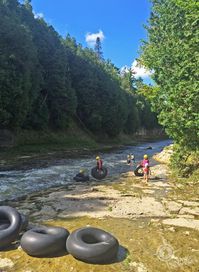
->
[142,189,155,194]
[112,196,168,218]
[178,200,199,207]
[164,201,182,213]
[129,261,148,272]
[0,258,14,268]
[179,207,199,216]
[177,214,195,219]
[162,218,199,230]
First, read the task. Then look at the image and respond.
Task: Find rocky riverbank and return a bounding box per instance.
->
[0,145,199,272]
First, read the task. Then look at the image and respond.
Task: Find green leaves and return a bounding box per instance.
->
[0,0,158,138]
[141,0,199,174]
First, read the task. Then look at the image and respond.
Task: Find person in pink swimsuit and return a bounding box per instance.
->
[141,154,150,183]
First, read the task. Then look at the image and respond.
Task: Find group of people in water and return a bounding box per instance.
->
[74,153,151,183]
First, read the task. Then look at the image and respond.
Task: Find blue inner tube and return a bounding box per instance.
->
[0,206,22,249]
[66,227,119,264]
[91,167,108,180]
[21,226,70,257]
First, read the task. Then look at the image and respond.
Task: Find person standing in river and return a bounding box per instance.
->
[96,156,103,172]
[127,154,135,167]
[141,154,150,183]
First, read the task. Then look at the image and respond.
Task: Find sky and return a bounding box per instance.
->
[31,0,152,80]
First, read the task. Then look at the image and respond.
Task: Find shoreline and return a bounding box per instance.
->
[0,145,199,272]
[0,136,169,171]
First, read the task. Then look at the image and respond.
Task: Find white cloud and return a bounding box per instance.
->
[131,60,152,78]
[85,30,105,46]
[34,11,44,19]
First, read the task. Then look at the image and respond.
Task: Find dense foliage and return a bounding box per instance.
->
[141,0,199,174]
[0,0,159,138]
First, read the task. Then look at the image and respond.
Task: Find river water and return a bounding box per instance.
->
[0,139,172,202]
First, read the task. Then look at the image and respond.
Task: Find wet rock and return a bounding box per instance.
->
[40,205,56,215]
[146,146,152,150]
[0,258,14,268]
[162,218,199,230]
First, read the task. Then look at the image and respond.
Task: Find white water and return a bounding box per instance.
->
[0,139,172,201]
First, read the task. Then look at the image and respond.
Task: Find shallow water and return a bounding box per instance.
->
[0,216,198,272]
[0,139,172,202]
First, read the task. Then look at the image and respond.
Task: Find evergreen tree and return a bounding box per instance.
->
[94,37,103,60]
[0,0,41,128]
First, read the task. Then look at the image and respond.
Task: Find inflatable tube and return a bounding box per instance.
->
[0,222,10,231]
[134,165,144,177]
[73,175,90,182]
[0,213,28,232]
[0,206,22,249]
[66,227,119,264]
[91,167,108,180]
[21,226,70,257]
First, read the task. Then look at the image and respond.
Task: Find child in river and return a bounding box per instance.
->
[141,154,150,183]
[127,154,135,166]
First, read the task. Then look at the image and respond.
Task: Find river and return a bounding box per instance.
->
[0,139,172,202]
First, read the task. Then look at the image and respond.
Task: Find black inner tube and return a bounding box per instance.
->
[21,226,70,257]
[91,166,108,180]
[134,165,144,177]
[0,206,22,249]
[0,213,28,232]
[73,175,89,182]
[66,227,119,264]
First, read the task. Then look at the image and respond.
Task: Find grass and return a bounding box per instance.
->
[0,122,98,163]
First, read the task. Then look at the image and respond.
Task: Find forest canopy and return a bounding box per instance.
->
[0,0,159,138]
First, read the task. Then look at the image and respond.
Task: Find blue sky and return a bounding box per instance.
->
[31,0,151,78]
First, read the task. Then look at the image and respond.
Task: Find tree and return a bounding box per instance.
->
[94,37,103,60]
[0,0,41,129]
[141,0,199,175]
[141,0,199,150]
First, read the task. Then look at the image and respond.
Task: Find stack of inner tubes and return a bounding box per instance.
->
[91,166,108,180]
